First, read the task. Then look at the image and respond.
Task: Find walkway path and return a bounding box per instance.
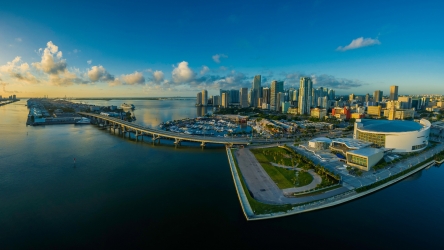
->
[234,148,349,205]
[269,163,322,193]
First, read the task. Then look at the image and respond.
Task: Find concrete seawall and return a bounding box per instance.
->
[225,147,254,219]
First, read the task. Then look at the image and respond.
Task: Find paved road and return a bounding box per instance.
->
[234,148,349,205]
[288,142,444,189]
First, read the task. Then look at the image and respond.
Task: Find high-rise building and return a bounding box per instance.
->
[293,89,299,102]
[271,80,284,111]
[252,75,261,90]
[328,89,335,100]
[221,93,228,108]
[213,95,220,106]
[277,92,285,112]
[240,88,249,108]
[398,96,412,109]
[202,90,208,106]
[374,90,383,103]
[390,85,398,101]
[250,75,261,107]
[196,92,202,105]
[262,87,270,105]
[281,102,291,113]
[230,89,240,104]
[349,93,355,101]
[298,77,312,115]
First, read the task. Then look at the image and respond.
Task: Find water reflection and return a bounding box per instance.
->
[403,170,422,182]
[196,106,212,117]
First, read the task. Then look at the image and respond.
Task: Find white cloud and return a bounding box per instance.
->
[32,41,88,86]
[87,60,92,65]
[0,56,39,84]
[32,41,67,74]
[200,65,210,75]
[87,65,114,82]
[172,61,194,83]
[153,70,164,82]
[121,71,145,85]
[212,54,228,63]
[336,37,381,51]
[15,38,22,42]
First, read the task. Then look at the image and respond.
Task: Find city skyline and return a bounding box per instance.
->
[1,0,443,98]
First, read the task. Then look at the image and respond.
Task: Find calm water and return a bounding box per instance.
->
[1,100,444,248]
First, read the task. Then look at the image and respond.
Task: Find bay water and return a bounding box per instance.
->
[1,100,443,248]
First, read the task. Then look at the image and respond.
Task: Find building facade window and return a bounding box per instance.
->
[412,144,426,150]
[349,155,367,167]
[357,131,386,147]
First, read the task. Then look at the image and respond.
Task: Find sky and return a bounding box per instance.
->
[0,0,443,98]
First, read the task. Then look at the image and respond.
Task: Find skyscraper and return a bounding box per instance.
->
[202,90,208,106]
[221,93,228,108]
[328,89,335,100]
[271,80,284,111]
[390,85,398,101]
[262,87,270,104]
[349,93,355,101]
[398,96,412,109]
[277,92,285,112]
[213,95,220,106]
[252,75,261,90]
[374,90,383,102]
[251,75,261,107]
[298,77,312,115]
[240,88,249,108]
[229,89,239,104]
[196,92,202,105]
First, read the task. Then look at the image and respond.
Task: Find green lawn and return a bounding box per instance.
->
[250,150,294,189]
[250,147,313,189]
[231,149,293,215]
[295,171,313,187]
[251,147,295,166]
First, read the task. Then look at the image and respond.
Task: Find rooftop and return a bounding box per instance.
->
[357,119,424,133]
[347,147,383,157]
[310,137,332,143]
[331,138,372,149]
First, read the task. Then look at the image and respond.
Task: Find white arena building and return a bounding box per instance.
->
[353,119,431,153]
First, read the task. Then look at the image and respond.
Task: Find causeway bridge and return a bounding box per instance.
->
[78,112,251,147]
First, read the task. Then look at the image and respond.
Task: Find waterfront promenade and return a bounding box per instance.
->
[227,143,444,221]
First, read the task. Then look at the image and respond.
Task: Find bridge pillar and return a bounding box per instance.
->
[153,134,160,144]
[174,138,182,146]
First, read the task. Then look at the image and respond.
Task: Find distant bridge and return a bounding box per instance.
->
[78,112,252,147]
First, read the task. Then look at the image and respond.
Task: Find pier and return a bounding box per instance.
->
[78,112,252,147]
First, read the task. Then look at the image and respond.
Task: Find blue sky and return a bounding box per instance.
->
[0,0,443,97]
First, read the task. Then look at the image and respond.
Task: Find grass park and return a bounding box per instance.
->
[250,147,313,189]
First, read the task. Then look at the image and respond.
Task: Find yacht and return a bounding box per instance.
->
[121,103,135,110]
[76,117,91,124]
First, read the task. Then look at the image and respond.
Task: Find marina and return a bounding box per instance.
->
[159,116,252,138]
